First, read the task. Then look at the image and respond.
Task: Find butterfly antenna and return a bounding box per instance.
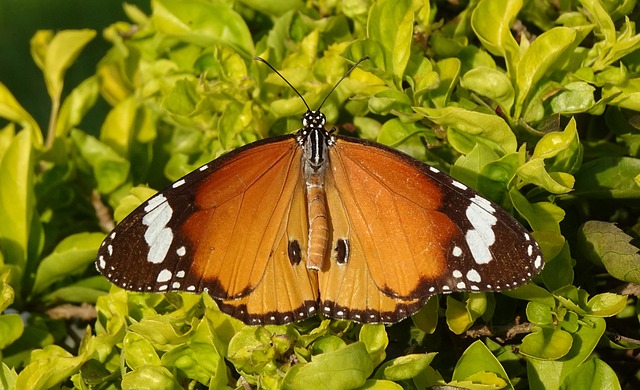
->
[317,56,369,111]
[254,56,369,112]
[254,56,311,112]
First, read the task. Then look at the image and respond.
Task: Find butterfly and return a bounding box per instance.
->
[96,57,543,325]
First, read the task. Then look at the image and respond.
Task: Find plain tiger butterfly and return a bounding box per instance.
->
[96,56,543,325]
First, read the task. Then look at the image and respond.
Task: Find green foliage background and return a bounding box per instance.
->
[1,0,640,389]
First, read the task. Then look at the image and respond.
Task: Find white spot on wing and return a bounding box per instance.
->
[429,166,440,173]
[98,255,106,269]
[187,285,196,291]
[535,255,543,269]
[176,246,186,256]
[466,269,482,283]
[452,246,463,257]
[157,269,172,282]
[452,180,467,190]
[199,165,209,171]
[456,281,466,289]
[452,270,463,278]
[107,245,113,256]
[172,179,186,188]
[142,199,174,264]
[176,270,185,278]
[465,196,497,264]
[172,282,181,289]
[144,194,167,212]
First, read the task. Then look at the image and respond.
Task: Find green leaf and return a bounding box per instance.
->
[0,271,14,312]
[71,130,130,194]
[514,27,577,118]
[376,118,430,159]
[123,332,161,369]
[502,283,555,308]
[32,232,105,295]
[55,76,100,139]
[451,142,500,192]
[152,0,255,58]
[359,324,388,367]
[471,0,521,73]
[30,29,96,100]
[411,295,438,334]
[526,301,554,326]
[360,379,404,390]
[550,81,596,114]
[577,221,640,284]
[509,189,565,233]
[527,317,606,389]
[0,130,36,272]
[461,66,515,114]
[531,117,582,174]
[452,340,512,389]
[375,353,436,381]
[573,157,640,198]
[128,317,191,351]
[445,296,473,335]
[413,106,516,155]
[282,342,373,390]
[161,341,227,387]
[15,345,87,389]
[541,241,574,291]
[520,327,573,360]
[42,284,107,305]
[582,0,640,71]
[0,363,18,390]
[585,293,627,317]
[428,57,461,109]
[0,83,42,146]
[121,365,182,390]
[603,77,640,111]
[516,158,574,194]
[0,313,23,349]
[236,0,303,17]
[366,0,415,84]
[163,79,201,117]
[560,358,621,390]
[100,97,139,157]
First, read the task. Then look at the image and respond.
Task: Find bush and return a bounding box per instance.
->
[1,0,639,389]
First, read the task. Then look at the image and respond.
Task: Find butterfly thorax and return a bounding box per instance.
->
[299,110,332,171]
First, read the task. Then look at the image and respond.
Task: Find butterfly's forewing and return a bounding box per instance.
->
[97,135,319,323]
[317,136,543,322]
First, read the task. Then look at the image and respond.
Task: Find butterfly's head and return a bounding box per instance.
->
[302,110,326,130]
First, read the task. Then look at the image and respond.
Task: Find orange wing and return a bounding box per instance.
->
[96,136,319,324]
[318,136,543,323]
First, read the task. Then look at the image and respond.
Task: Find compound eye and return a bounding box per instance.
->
[302,112,313,127]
